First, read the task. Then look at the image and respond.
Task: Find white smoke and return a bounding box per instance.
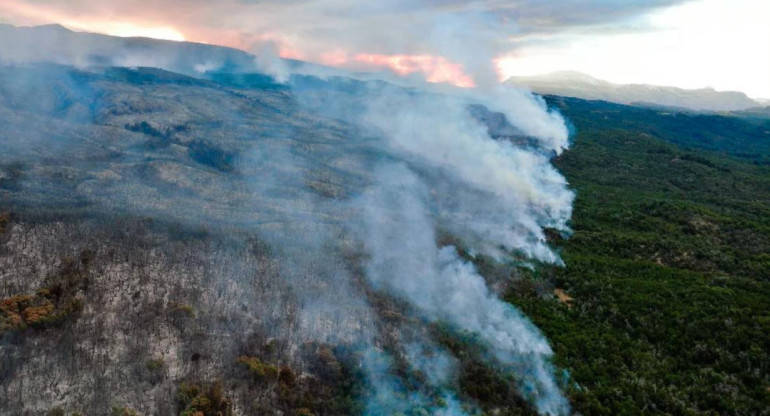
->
[281,72,574,414]
[403,342,459,387]
[356,162,570,415]
[360,85,573,263]
[254,42,291,83]
[270,19,576,413]
[470,86,572,154]
[362,347,470,416]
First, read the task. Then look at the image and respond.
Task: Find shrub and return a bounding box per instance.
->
[47,408,65,416]
[0,163,24,191]
[279,366,297,387]
[174,303,196,317]
[178,381,231,416]
[147,358,164,371]
[0,253,87,334]
[111,405,139,416]
[236,356,279,381]
[187,140,236,172]
[0,212,9,234]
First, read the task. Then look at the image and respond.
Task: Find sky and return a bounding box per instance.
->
[1,0,768,98]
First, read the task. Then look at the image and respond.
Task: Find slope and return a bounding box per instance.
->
[507,97,770,415]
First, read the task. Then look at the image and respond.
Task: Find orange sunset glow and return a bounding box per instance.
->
[0,0,185,41]
[314,51,478,87]
[352,54,476,88]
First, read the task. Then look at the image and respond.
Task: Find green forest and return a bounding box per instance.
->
[507,98,770,415]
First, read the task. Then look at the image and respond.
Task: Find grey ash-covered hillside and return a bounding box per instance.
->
[0,64,373,224]
[0,57,573,416]
[0,63,382,415]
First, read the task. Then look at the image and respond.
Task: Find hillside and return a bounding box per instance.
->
[0,60,768,416]
[0,63,381,416]
[0,62,576,416]
[510,96,770,415]
[547,96,770,162]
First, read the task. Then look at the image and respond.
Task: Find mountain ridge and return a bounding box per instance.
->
[0,23,258,75]
[508,70,760,112]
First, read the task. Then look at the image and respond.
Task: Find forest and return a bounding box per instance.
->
[504,97,770,415]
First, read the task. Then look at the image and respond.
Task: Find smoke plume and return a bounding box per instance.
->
[0,16,575,415]
[350,99,571,414]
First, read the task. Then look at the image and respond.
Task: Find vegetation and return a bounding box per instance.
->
[47,408,83,416]
[187,140,236,173]
[0,253,89,334]
[177,381,232,416]
[235,345,365,416]
[236,355,280,382]
[147,357,165,371]
[433,325,536,415]
[206,72,289,91]
[174,303,196,318]
[111,405,140,416]
[502,98,770,415]
[3,67,768,414]
[297,344,366,416]
[545,96,770,163]
[0,212,8,234]
[125,120,236,172]
[0,162,25,192]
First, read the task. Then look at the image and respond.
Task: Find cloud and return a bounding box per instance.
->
[0,0,695,85]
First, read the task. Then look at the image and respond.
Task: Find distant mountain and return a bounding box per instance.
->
[507,71,760,112]
[0,23,257,75]
[0,23,378,84]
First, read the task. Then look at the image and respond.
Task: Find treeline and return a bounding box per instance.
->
[506,99,770,415]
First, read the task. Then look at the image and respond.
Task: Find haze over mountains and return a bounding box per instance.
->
[507,71,763,112]
[0,23,439,86]
[3,23,765,115]
[0,23,258,75]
